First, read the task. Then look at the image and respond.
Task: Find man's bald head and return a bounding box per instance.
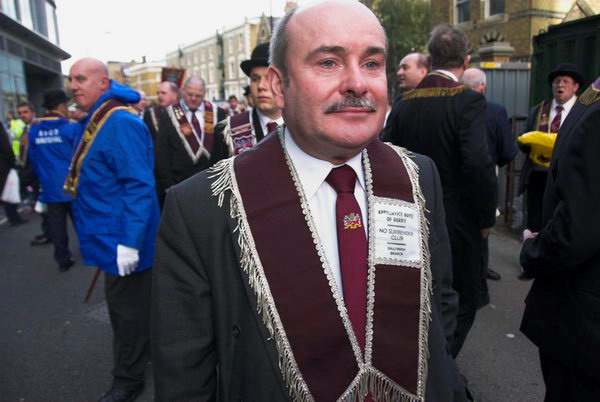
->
[461,68,486,94]
[270,0,387,84]
[157,81,179,107]
[182,75,206,109]
[69,58,110,111]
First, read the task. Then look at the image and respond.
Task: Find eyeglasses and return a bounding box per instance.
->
[186,93,205,99]
[552,78,575,86]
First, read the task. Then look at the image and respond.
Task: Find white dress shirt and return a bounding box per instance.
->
[255,109,284,136]
[181,100,205,142]
[549,95,577,130]
[432,69,459,82]
[283,129,368,295]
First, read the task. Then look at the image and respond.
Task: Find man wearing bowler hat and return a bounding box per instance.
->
[27,89,80,271]
[211,42,283,161]
[517,62,584,272]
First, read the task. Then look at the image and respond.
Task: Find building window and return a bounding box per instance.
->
[209,63,215,83]
[16,0,33,29]
[1,0,17,19]
[45,1,59,44]
[229,61,236,80]
[486,0,504,17]
[455,0,469,23]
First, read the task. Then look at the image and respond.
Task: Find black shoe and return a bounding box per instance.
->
[59,259,75,272]
[30,236,51,246]
[486,268,501,281]
[98,386,143,402]
[518,272,533,281]
[34,233,46,240]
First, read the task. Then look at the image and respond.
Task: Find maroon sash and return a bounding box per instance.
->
[64,100,130,197]
[227,133,428,400]
[228,111,255,155]
[170,101,215,162]
[534,100,553,132]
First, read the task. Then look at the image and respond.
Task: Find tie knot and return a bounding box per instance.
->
[189,108,197,114]
[326,165,357,194]
[266,121,279,133]
[556,105,564,111]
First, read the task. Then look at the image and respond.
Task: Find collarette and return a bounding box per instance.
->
[181,99,205,113]
[432,69,458,82]
[552,95,577,114]
[283,128,366,200]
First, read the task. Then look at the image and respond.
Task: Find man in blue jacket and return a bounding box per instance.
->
[27,89,79,271]
[66,58,159,402]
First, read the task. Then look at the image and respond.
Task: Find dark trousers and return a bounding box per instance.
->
[46,202,72,267]
[539,350,600,402]
[526,170,547,232]
[3,202,20,223]
[104,268,152,390]
[478,238,491,310]
[448,208,487,358]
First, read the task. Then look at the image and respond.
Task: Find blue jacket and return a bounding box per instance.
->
[27,115,79,203]
[71,81,160,275]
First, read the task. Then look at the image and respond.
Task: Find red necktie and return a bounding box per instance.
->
[266,121,279,134]
[326,165,368,352]
[188,108,201,153]
[550,105,563,133]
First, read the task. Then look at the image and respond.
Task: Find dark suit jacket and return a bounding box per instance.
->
[520,95,600,381]
[152,139,466,401]
[154,105,226,202]
[142,106,165,146]
[517,101,551,195]
[0,124,15,190]
[383,74,496,233]
[486,101,517,167]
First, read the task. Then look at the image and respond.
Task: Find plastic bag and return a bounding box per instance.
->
[1,169,21,204]
[517,131,557,168]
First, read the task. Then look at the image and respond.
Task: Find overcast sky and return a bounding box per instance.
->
[56,0,307,71]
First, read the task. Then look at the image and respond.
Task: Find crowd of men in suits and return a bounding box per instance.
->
[1,0,599,401]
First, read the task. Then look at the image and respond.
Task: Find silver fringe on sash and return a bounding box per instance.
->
[208,132,432,402]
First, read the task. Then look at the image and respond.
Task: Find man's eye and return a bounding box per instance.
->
[320,60,336,68]
[365,61,380,69]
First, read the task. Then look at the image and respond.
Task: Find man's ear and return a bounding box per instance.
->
[463,55,471,70]
[100,76,110,92]
[268,66,285,110]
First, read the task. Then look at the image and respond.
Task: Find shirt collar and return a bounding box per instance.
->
[181,99,204,113]
[283,128,366,200]
[256,109,284,127]
[552,95,577,113]
[433,69,459,82]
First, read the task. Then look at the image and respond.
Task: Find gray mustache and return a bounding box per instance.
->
[325,97,377,113]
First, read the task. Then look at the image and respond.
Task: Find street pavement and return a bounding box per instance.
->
[0,213,544,401]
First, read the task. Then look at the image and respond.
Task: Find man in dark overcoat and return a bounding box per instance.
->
[520,76,600,401]
[383,24,497,357]
[152,2,467,401]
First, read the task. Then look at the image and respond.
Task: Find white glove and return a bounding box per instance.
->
[522,229,538,242]
[116,245,139,277]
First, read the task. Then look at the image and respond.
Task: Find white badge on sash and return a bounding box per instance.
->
[373,196,423,267]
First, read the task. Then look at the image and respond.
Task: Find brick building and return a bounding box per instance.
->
[430,0,600,61]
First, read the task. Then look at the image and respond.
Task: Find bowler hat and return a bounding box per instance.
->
[547,63,584,87]
[240,43,270,77]
[43,89,69,109]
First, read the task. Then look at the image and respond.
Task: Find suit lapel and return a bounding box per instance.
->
[554,102,587,162]
[252,108,265,142]
[223,197,291,400]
